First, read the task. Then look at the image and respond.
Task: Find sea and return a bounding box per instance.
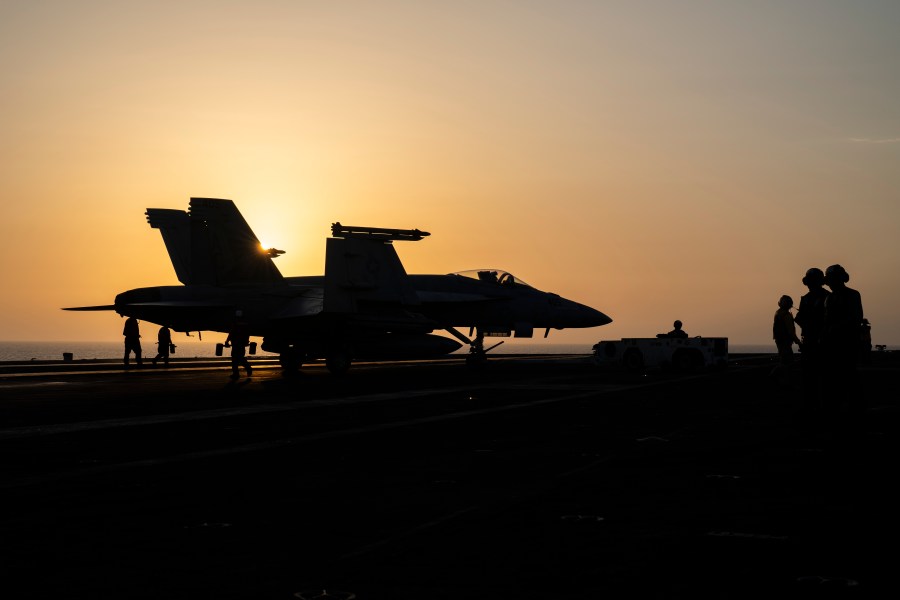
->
[0,340,783,362]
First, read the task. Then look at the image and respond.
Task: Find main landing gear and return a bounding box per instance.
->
[446,327,505,369]
[278,347,304,375]
[276,346,352,376]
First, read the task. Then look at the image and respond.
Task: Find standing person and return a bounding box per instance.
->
[667,320,688,338]
[123,316,142,368]
[822,264,865,416]
[153,325,172,366]
[795,268,830,413]
[225,317,253,379]
[772,295,801,385]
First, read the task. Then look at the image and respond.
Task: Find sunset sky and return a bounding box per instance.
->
[2,0,898,347]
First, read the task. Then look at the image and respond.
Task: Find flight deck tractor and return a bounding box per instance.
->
[592,336,728,372]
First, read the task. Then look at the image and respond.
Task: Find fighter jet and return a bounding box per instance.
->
[65,198,612,373]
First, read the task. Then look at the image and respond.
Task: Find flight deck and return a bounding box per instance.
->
[1,353,898,599]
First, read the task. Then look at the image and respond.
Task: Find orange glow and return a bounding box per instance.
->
[2,2,899,346]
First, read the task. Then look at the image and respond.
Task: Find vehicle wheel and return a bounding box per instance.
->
[674,349,700,372]
[279,349,303,373]
[622,349,643,371]
[326,351,352,376]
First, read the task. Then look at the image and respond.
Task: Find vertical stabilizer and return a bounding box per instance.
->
[146,209,192,284]
[189,198,283,285]
[324,228,421,314]
[147,198,284,286]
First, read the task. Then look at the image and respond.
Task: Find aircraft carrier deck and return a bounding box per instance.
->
[1,352,898,599]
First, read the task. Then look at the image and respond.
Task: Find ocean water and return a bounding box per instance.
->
[0,340,225,362]
[0,340,783,362]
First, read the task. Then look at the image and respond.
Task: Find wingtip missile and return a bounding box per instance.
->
[331,222,430,241]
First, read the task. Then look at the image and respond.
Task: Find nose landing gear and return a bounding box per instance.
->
[446,327,505,369]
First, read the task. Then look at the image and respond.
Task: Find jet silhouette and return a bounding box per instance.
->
[65,198,612,374]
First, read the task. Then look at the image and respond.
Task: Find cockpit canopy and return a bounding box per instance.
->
[450,269,532,288]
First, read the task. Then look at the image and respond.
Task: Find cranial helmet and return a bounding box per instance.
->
[825,264,850,283]
[802,267,825,286]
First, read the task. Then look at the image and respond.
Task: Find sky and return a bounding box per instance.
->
[1,0,898,347]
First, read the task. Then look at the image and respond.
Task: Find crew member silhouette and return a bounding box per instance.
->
[153,325,172,366]
[225,316,252,379]
[795,267,830,412]
[667,320,688,339]
[772,295,800,385]
[122,316,142,368]
[822,264,865,416]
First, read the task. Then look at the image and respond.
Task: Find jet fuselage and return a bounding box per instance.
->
[114,271,611,341]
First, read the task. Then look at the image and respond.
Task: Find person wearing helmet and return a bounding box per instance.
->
[822,264,865,416]
[795,267,830,413]
[667,320,688,339]
[122,316,142,369]
[152,325,172,367]
[225,313,253,379]
[796,268,829,345]
[772,295,801,385]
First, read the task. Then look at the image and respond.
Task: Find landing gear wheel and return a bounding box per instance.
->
[465,330,488,370]
[466,351,487,369]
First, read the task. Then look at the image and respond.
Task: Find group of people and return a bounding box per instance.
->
[122,316,173,368]
[772,264,867,418]
[122,314,252,379]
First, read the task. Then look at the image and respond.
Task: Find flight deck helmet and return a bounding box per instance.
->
[802,268,825,286]
[825,264,850,284]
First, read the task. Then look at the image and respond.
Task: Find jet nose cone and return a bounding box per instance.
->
[580,304,612,327]
[588,307,613,327]
[551,296,612,328]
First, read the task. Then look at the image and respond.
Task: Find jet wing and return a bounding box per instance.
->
[61,305,116,311]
